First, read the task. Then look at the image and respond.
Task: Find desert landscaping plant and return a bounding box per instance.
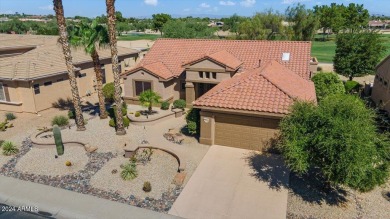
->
[344,80,360,94]
[279,94,390,192]
[102,82,115,103]
[109,116,130,128]
[120,161,138,180]
[5,112,16,120]
[173,99,186,109]
[68,109,75,119]
[65,161,72,166]
[135,111,141,117]
[139,90,161,114]
[52,115,69,127]
[53,125,64,156]
[143,181,152,192]
[0,119,13,132]
[186,108,200,135]
[2,141,19,156]
[160,101,170,110]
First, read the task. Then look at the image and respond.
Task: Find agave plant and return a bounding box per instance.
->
[2,141,19,156]
[120,161,138,180]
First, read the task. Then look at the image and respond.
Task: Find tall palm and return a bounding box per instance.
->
[106,0,125,135]
[139,90,161,114]
[53,0,85,131]
[68,20,109,119]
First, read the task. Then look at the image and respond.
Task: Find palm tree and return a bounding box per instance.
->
[53,0,85,131]
[139,90,161,114]
[106,0,125,135]
[68,20,109,119]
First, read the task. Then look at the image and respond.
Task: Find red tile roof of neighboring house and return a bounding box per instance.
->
[126,61,174,80]
[183,50,243,71]
[123,39,312,80]
[193,61,316,114]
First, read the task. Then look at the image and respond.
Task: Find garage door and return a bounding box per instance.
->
[215,114,280,151]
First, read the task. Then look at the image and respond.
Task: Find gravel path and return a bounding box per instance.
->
[15,145,89,176]
[91,150,178,199]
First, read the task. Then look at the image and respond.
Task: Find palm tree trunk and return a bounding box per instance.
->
[91,50,108,119]
[53,0,85,131]
[106,0,125,135]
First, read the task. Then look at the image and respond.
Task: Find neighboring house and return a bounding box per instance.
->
[0,34,140,113]
[369,20,387,29]
[122,39,316,150]
[371,54,390,113]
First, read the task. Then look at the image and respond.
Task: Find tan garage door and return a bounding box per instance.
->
[215,113,280,151]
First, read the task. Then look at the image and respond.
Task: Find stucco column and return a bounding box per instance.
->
[199,110,215,145]
[185,82,195,108]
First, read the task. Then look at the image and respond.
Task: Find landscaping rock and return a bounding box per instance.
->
[173,172,186,186]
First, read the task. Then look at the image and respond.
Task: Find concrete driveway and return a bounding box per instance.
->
[169,145,290,219]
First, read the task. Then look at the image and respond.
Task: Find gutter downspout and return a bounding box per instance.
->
[30,80,38,114]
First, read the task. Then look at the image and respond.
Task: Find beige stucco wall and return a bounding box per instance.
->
[0,80,24,112]
[372,56,390,113]
[189,59,226,71]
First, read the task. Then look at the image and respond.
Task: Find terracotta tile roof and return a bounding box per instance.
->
[193,61,316,114]
[126,61,174,80]
[125,38,312,80]
[183,50,243,70]
[0,34,139,80]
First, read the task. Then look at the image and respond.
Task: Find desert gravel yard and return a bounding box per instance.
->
[287,172,390,219]
[90,150,178,199]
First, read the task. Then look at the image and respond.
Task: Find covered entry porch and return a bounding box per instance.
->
[185,82,216,107]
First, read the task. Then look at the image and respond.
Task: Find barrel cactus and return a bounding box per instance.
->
[53,125,64,156]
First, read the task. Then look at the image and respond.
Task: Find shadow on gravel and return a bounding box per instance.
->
[246,153,348,206]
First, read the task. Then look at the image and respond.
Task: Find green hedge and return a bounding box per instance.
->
[186,108,200,135]
[173,99,186,109]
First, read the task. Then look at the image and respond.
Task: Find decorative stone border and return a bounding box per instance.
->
[30,127,97,152]
[0,139,182,213]
[124,145,186,172]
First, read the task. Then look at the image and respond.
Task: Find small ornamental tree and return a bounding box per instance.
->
[334,30,386,79]
[139,90,161,114]
[279,94,390,192]
[312,72,345,102]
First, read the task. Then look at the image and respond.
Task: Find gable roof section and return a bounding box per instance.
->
[193,61,316,115]
[124,61,174,80]
[183,50,243,71]
[124,38,312,80]
[0,34,139,81]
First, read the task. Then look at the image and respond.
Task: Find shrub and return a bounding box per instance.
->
[143,181,152,192]
[279,94,390,192]
[68,109,75,119]
[120,162,138,180]
[312,72,345,102]
[102,82,115,103]
[109,116,130,128]
[65,161,72,166]
[135,111,141,117]
[173,99,186,109]
[345,80,360,94]
[317,66,323,72]
[186,108,200,135]
[51,115,69,127]
[5,112,16,120]
[108,105,127,118]
[161,101,170,110]
[2,141,19,156]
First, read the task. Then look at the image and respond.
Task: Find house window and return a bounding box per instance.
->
[78,72,87,78]
[135,81,152,96]
[0,83,5,101]
[212,72,217,79]
[199,71,203,78]
[205,72,210,78]
[44,81,52,86]
[33,84,40,94]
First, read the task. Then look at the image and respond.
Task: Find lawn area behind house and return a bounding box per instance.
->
[118,33,160,41]
[311,34,390,63]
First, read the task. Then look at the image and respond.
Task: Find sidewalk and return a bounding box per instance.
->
[0,175,180,219]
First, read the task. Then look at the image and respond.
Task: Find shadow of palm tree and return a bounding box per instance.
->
[246,152,348,206]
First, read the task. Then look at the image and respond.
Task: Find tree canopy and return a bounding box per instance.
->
[152,13,172,35]
[285,3,319,41]
[334,30,386,79]
[311,72,345,102]
[279,94,390,192]
[163,20,216,39]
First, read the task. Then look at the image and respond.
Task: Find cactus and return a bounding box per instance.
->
[53,125,64,156]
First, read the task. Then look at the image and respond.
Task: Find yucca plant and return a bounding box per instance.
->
[2,141,19,156]
[120,161,138,180]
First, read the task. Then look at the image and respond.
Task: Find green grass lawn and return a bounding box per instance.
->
[311,34,390,63]
[118,34,160,41]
